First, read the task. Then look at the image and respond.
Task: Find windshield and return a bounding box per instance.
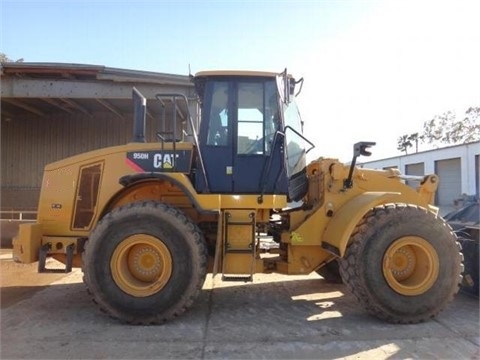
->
[283,100,307,176]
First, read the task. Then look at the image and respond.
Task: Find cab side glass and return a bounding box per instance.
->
[207,82,229,146]
[237,80,280,155]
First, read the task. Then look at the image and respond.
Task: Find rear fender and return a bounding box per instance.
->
[322,192,403,257]
[102,173,209,217]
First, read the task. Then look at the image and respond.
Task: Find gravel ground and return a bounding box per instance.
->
[0,249,479,360]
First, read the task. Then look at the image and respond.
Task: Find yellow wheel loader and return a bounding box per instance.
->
[13,70,463,325]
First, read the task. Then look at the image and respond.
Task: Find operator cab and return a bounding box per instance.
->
[193,70,312,201]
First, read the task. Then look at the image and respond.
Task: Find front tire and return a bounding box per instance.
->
[339,204,463,324]
[316,260,342,284]
[83,201,208,324]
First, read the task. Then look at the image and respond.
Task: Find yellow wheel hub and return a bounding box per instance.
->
[383,236,439,296]
[111,234,172,297]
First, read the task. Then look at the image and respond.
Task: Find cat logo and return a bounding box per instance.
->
[153,153,179,169]
[126,150,192,173]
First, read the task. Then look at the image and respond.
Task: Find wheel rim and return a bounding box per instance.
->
[111,234,172,297]
[383,236,439,296]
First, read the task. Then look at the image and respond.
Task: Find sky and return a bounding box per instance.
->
[2,0,479,162]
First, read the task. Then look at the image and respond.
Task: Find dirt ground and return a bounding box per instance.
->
[0,248,479,360]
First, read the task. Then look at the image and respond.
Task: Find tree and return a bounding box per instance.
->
[462,107,480,143]
[0,53,10,62]
[397,134,412,154]
[0,53,24,63]
[407,132,422,153]
[422,109,480,146]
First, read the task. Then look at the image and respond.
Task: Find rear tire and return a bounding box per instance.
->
[83,201,208,324]
[339,204,463,324]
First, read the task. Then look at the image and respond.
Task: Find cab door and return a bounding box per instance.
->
[196,80,233,193]
[233,80,284,193]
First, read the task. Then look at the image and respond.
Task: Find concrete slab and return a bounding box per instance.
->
[1,250,478,359]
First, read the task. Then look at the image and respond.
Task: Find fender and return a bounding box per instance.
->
[115,172,212,214]
[322,191,404,257]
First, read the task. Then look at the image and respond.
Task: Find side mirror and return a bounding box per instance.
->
[354,141,376,157]
[344,141,376,189]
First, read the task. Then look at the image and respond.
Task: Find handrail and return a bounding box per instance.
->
[258,131,285,203]
[155,93,210,192]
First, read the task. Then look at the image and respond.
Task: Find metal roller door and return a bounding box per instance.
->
[476,155,479,196]
[405,162,425,189]
[435,158,461,206]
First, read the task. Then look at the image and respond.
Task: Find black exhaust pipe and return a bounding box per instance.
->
[132,87,146,142]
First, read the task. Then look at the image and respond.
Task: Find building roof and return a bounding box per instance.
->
[1,62,191,86]
[360,140,480,166]
[1,62,194,121]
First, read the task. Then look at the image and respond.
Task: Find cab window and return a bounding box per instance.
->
[237,80,279,155]
[207,82,229,146]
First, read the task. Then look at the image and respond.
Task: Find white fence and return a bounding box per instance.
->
[0,210,37,221]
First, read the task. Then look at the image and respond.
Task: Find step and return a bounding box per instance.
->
[38,243,74,273]
[224,248,254,254]
[221,275,253,282]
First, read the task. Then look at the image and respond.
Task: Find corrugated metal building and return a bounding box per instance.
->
[360,141,480,209]
[1,63,195,211]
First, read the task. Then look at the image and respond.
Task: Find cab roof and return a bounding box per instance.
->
[194,70,280,78]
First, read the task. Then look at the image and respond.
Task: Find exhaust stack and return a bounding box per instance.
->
[132,87,146,143]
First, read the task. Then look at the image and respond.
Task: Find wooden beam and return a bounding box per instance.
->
[96,99,125,119]
[41,98,75,114]
[1,78,193,100]
[2,98,46,118]
[146,110,155,121]
[60,98,93,117]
